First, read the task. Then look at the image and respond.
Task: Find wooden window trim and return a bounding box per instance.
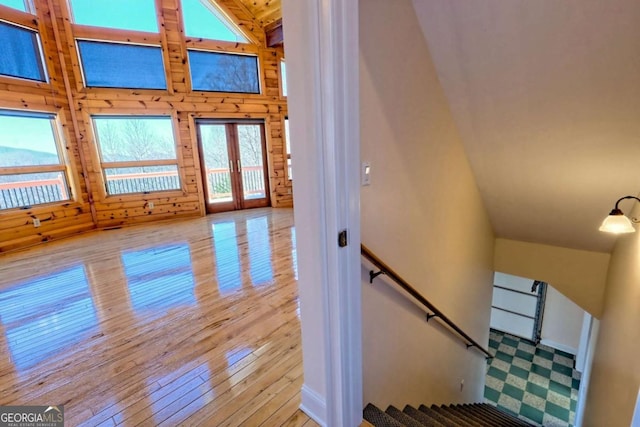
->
[86,111,187,201]
[0,108,76,211]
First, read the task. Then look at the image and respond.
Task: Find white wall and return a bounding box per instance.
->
[540,286,585,355]
[360,0,495,408]
[490,272,537,339]
[584,204,640,426]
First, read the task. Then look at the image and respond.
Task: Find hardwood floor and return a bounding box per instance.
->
[0,208,318,426]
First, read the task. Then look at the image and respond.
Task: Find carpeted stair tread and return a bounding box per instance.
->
[467,404,525,426]
[455,404,505,426]
[415,405,459,427]
[428,404,478,427]
[473,403,532,426]
[445,405,494,427]
[386,405,438,427]
[403,405,451,426]
[364,403,405,427]
[439,405,488,427]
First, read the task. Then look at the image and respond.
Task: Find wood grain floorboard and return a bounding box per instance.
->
[0,208,317,426]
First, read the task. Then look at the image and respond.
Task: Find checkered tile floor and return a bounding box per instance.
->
[484,329,581,426]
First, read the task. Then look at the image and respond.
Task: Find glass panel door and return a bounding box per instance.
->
[198,124,234,211]
[237,124,267,202]
[197,121,270,213]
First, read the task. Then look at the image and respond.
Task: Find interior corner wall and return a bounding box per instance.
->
[494,238,610,318]
[540,285,584,355]
[359,0,495,408]
[583,214,640,426]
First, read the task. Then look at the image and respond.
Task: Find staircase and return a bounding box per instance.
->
[363,403,535,426]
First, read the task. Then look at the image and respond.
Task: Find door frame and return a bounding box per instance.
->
[195,118,271,214]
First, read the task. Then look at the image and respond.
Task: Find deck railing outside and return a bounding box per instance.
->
[0,166,266,210]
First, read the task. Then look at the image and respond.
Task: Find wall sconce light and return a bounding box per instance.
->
[599,196,640,234]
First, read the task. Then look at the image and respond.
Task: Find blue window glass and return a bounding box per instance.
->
[69,0,158,33]
[182,0,246,42]
[188,50,259,93]
[78,40,167,89]
[0,21,46,82]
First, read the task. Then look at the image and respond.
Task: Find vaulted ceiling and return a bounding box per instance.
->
[411,0,640,253]
[237,0,281,27]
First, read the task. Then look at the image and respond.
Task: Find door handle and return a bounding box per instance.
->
[229,160,234,173]
[237,160,241,173]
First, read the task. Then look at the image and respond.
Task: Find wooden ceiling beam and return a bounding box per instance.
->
[265,18,283,47]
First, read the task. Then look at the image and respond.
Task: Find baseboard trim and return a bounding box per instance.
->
[300,384,327,426]
[540,339,578,355]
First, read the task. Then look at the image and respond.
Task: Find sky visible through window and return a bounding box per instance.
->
[0,0,28,12]
[69,0,159,33]
[182,0,246,42]
[0,114,57,155]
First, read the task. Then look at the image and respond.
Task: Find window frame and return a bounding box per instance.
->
[88,112,186,199]
[0,13,50,87]
[75,39,168,90]
[280,59,287,99]
[186,48,262,95]
[0,108,74,211]
[61,0,173,94]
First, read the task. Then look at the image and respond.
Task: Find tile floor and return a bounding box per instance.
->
[484,329,581,426]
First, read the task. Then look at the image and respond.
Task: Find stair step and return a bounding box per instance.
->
[465,404,521,426]
[473,403,532,426]
[365,402,536,427]
[364,403,405,427]
[445,405,494,427]
[412,405,458,427]
[386,405,437,427]
[428,405,478,427]
[404,405,451,426]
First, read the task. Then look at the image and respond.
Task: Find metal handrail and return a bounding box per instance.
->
[361,244,493,359]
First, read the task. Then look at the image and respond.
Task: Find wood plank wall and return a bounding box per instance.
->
[0,0,290,253]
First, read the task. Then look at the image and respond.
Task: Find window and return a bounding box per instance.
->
[284,117,292,180]
[181,0,247,42]
[188,50,259,93]
[0,110,71,210]
[0,0,32,12]
[0,21,46,82]
[77,41,166,89]
[281,60,287,97]
[92,116,181,195]
[68,0,158,33]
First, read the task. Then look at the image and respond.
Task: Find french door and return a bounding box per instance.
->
[196,120,270,213]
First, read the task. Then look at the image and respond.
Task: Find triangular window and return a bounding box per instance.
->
[182,0,248,43]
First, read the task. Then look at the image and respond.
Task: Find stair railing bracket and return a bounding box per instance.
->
[426,313,439,322]
[369,270,385,284]
[466,343,476,350]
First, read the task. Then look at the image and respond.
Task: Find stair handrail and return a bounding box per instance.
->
[361,244,493,359]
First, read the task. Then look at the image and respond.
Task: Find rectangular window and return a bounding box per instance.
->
[284,117,292,180]
[78,40,166,89]
[69,0,158,33]
[0,110,71,210]
[281,60,287,97]
[0,21,46,82]
[188,50,260,94]
[92,116,181,195]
